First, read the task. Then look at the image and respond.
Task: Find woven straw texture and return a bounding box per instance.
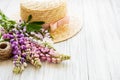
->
[51,16,82,43]
[14,0,82,43]
[0,42,12,60]
[20,0,66,23]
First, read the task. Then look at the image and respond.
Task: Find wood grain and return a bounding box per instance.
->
[0,0,120,80]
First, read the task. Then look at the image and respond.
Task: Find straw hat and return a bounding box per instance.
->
[13,0,82,43]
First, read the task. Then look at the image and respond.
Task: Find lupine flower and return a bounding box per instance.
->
[0,21,70,74]
[13,55,27,74]
[2,34,10,39]
[24,38,70,64]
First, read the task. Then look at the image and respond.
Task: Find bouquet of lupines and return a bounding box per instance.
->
[0,11,70,74]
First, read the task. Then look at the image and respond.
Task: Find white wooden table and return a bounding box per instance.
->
[0,0,120,80]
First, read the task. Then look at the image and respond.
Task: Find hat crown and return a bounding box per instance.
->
[21,0,66,10]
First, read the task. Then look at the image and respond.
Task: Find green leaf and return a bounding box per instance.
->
[0,31,3,42]
[0,10,16,31]
[0,10,7,20]
[26,23,42,32]
[8,20,16,25]
[20,22,26,27]
[27,15,32,22]
[0,32,1,38]
[31,21,45,25]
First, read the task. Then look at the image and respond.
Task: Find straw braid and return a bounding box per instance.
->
[20,0,67,23]
[0,42,12,60]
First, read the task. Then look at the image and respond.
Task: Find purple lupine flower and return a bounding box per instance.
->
[12,41,19,45]
[9,34,14,39]
[17,33,24,38]
[13,55,19,59]
[13,46,19,50]
[20,45,26,50]
[12,50,21,55]
[15,30,20,34]
[10,39,15,43]
[21,58,25,63]
[2,25,71,74]
[11,43,16,48]
[2,34,10,39]
[21,52,27,58]
[18,38,25,45]
[13,55,27,74]
[12,50,17,55]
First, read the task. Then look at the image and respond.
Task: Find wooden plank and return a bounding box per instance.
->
[0,0,120,80]
[96,0,120,80]
[109,0,120,36]
[5,0,20,17]
[82,0,117,80]
[0,0,10,12]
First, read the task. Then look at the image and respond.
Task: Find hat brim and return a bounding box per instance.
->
[50,16,82,43]
[10,13,82,43]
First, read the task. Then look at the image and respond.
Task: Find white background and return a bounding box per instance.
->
[0,0,120,80]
